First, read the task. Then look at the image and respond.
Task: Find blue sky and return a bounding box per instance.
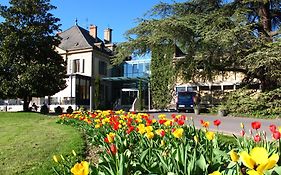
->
[1,0,187,43]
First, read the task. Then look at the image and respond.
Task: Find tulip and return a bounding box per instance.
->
[240,130,245,137]
[205,131,215,141]
[240,147,279,174]
[254,134,261,142]
[145,132,154,139]
[251,121,261,130]
[172,128,184,139]
[213,120,221,127]
[229,150,239,162]
[72,150,77,156]
[177,119,185,125]
[273,131,281,140]
[53,155,58,163]
[71,161,89,175]
[269,124,277,133]
[109,144,117,155]
[240,122,244,129]
[209,171,221,175]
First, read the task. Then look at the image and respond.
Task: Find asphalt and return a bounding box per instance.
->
[147,112,281,140]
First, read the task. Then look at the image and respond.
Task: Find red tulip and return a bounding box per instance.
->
[126,126,135,134]
[273,131,281,140]
[177,120,185,125]
[104,137,109,143]
[254,134,261,142]
[109,144,117,155]
[159,119,167,125]
[160,130,165,137]
[180,115,186,120]
[240,130,245,137]
[213,120,221,127]
[269,124,277,133]
[251,121,261,130]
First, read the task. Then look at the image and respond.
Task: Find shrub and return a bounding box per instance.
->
[40,104,49,114]
[55,106,63,115]
[218,88,281,118]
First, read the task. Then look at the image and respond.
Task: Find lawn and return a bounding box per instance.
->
[0,112,85,175]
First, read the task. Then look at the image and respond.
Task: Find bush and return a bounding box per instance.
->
[218,88,281,118]
[66,106,73,114]
[55,106,63,115]
[40,104,49,114]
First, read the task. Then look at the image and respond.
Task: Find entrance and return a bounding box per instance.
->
[121,88,139,106]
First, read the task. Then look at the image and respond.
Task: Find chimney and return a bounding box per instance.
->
[104,28,112,44]
[89,24,97,39]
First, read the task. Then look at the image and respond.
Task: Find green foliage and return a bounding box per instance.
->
[150,45,175,109]
[114,0,281,92]
[93,76,100,109]
[219,88,281,118]
[0,0,66,110]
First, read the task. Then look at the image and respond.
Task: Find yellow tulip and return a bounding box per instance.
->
[205,131,215,141]
[161,140,165,146]
[240,122,244,129]
[72,150,77,156]
[194,136,199,144]
[240,147,279,174]
[145,132,154,139]
[53,155,58,163]
[145,126,153,133]
[137,124,146,134]
[164,120,172,127]
[172,128,184,139]
[95,124,101,128]
[209,171,221,175]
[71,161,89,175]
[229,150,239,162]
[158,114,166,119]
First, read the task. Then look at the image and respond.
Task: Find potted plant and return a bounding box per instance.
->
[218,106,228,117]
[193,93,201,115]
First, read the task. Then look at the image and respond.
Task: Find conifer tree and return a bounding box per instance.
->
[0,0,66,111]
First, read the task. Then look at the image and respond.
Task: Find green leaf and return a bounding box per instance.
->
[196,154,207,171]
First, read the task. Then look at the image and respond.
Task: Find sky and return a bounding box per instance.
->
[1,0,187,43]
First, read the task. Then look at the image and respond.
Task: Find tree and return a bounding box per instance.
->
[0,0,66,111]
[114,0,281,93]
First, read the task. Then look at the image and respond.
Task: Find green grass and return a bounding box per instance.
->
[0,112,85,175]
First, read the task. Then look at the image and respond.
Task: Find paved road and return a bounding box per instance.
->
[147,112,281,140]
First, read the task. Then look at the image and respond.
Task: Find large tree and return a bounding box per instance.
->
[114,0,281,95]
[0,0,66,111]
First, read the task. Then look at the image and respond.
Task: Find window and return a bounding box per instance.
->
[73,59,80,73]
[99,61,107,75]
[132,64,138,74]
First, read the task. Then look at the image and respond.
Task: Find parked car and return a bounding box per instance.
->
[176,91,197,112]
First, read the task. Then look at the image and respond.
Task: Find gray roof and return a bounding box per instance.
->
[58,25,112,54]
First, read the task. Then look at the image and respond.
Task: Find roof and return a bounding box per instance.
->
[58,25,112,54]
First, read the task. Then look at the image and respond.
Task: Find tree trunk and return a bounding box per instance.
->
[258,2,272,41]
[23,95,31,111]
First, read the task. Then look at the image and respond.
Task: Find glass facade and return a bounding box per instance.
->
[123,59,150,78]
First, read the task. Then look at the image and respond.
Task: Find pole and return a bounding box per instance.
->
[90,85,92,112]
[148,81,151,111]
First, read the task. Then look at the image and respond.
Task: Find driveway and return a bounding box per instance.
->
[147,112,281,140]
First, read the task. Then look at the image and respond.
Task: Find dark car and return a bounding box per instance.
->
[176,91,197,112]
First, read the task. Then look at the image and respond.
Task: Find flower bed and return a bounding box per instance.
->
[53,110,281,175]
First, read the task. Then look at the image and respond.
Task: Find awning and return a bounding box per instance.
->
[101,76,149,82]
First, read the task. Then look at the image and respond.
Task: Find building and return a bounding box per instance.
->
[103,58,151,111]
[0,24,115,112]
[172,45,246,109]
